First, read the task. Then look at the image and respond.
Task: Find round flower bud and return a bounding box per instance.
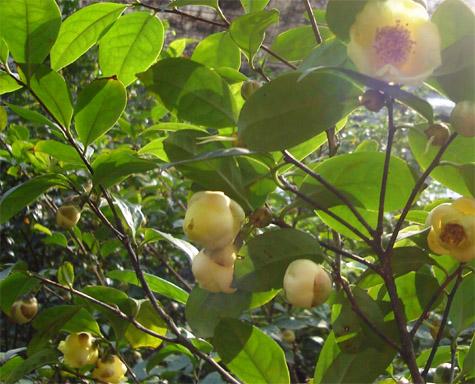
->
[450,100,475,137]
[283,259,332,308]
[281,329,296,343]
[207,243,237,267]
[183,191,245,250]
[56,205,81,229]
[192,249,236,294]
[347,0,441,85]
[58,332,99,368]
[10,297,38,324]
[249,207,273,228]
[92,355,127,384]
[241,80,261,100]
[359,89,386,112]
[427,197,475,262]
[424,123,451,146]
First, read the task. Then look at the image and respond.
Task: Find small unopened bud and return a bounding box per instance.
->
[424,123,451,146]
[249,207,273,228]
[56,205,81,229]
[192,249,236,294]
[10,297,38,324]
[241,80,261,100]
[281,329,296,343]
[359,89,386,112]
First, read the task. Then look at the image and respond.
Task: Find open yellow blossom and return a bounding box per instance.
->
[92,355,127,384]
[427,197,475,262]
[347,0,441,85]
[58,332,99,368]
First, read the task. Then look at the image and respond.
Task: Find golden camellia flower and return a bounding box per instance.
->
[347,0,441,85]
[92,355,127,384]
[427,197,475,262]
[58,332,99,368]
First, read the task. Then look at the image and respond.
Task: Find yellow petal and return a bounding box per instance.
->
[427,229,450,255]
[452,196,475,215]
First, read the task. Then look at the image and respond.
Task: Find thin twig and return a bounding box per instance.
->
[302,0,323,44]
[318,241,380,273]
[410,265,463,337]
[422,269,464,378]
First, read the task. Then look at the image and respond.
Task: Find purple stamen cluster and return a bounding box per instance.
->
[373,20,415,65]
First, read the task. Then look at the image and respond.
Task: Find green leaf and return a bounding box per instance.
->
[449,273,475,334]
[4,348,60,384]
[229,9,279,64]
[299,38,348,72]
[0,71,22,95]
[138,137,168,161]
[57,261,74,286]
[107,269,189,305]
[213,318,290,384]
[125,300,167,348]
[270,26,320,62]
[459,163,475,197]
[50,2,127,71]
[139,58,237,128]
[142,228,198,262]
[0,174,68,224]
[74,78,127,147]
[314,332,395,384]
[35,140,84,167]
[300,152,416,211]
[325,0,367,41]
[0,357,24,382]
[99,12,164,86]
[408,125,475,196]
[26,65,73,129]
[0,272,40,314]
[416,346,451,369]
[462,334,475,378]
[238,70,360,151]
[0,106,7,131]
[91,149,156,187]
[0,0,61,74]
[191,32,241,70]
[240,0,270,13]
[5,103,54,127]
[234,228,323,292]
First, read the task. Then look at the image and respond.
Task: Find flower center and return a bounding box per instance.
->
[439,223,466,247]
[373,20,415,66]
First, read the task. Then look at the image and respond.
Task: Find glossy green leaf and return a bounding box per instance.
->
[0,0,61,74]
[91,149,156,187]
[107,269,189,305]
[142,228,198,262]
[459,163,475,197]
[0,72,22,95]
[74,78,127,147]
[214,318,290,384]
[0,272,40,314]
[325,0,367,41]
[27,65,73,128]
[238,70,360,151]
[57,261,74,286]
[240,0,270,13]
[99,12,164,86]
[416,346,451,369]
[300,151,416,211]
[462,334,475,378]
[192,32,241,70]
[449,273,475,334]
[35,140,84,167]
[234,228,323,292]
[125,300,167,348]
[229,9,279,63]
[299,38,348,72]
[138,137,168,161]
[408,125,475,196]
[50,2,127,71]
[0,174,68,224]
[0,357,24,382]
[139,58,237,128]
[270,26,320,62]
[3,348,60,384]
[5,103,54,127]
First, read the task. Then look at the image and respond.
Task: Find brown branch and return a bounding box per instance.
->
[318,241,380,273]
[421,269,464,379]
[386,133,458,251]
[410,265,463,338]
[302,0,323,44]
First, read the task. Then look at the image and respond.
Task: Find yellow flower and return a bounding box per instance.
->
[427,197,475,262]
[58,332,99,368]
[347,0,441,85]
[92,355,127,384]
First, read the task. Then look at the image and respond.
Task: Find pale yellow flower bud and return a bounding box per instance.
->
[92,355,127,384]
[192,249,236,294]
[58,332,99,368]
